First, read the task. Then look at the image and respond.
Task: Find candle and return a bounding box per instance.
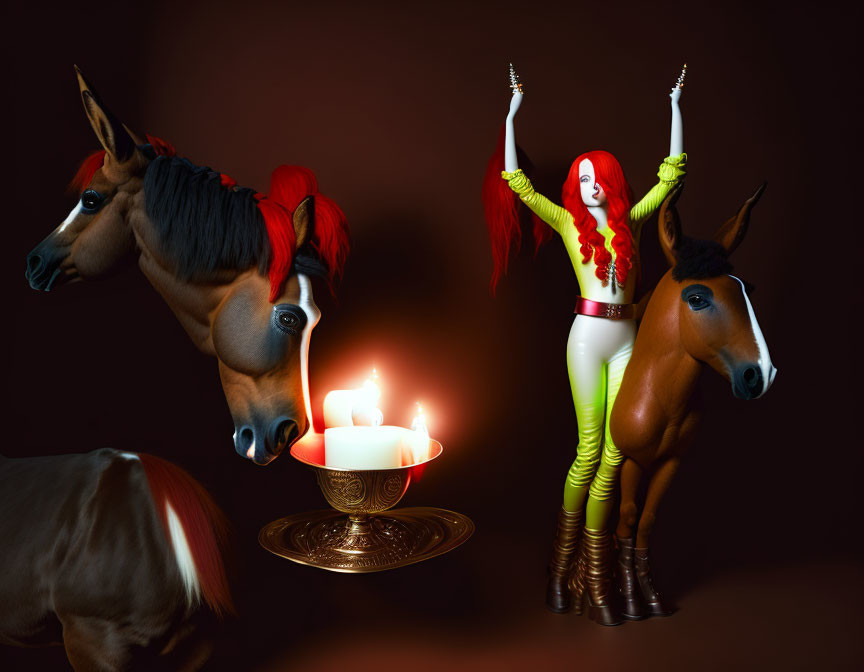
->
[409,403,430,463]
[322,390,357,428]
[324,426,411,469]
[322,369,384,428]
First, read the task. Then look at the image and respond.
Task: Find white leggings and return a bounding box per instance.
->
[563,315,636,520]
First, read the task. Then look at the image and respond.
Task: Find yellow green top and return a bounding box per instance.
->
[502,153,686,303]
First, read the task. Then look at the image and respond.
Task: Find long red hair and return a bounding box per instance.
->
[481,126,546,293]
[561,150,634,286]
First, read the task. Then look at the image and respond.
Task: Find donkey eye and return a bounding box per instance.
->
[81,189,104,213]
[273,305,307,334]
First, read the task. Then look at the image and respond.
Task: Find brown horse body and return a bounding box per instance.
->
[0,449,231,671]
[606,185,776,618]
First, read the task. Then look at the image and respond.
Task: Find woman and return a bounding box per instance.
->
[483,66,687,625]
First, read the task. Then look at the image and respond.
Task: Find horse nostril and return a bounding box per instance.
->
[742,366,763,393]
[26,254,43,274]
[236,426,256,458]
[268,417,298,457]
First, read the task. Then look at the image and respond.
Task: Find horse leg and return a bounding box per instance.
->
[549,338,606,614]
[616,457,646,620]
[634,457,681,616]
[61,615,131,672]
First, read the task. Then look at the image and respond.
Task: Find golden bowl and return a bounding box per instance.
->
[259,433,473,573]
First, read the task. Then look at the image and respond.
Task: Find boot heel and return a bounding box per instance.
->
[588,600,624,627]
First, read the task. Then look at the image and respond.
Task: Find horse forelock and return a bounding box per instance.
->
[672,236,733,282]
[69,150,106,194]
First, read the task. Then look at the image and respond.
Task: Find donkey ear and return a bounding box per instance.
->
[658,183,684,266]
[75,65,136,163]
[714,182,766,256]
[293,197,312,248]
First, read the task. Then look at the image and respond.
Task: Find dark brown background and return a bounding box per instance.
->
[5,1,861,670]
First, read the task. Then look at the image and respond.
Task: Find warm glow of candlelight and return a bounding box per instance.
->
[410,402,430,463]
[353,367,383,427]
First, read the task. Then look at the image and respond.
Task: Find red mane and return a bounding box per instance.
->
[561,150,635,286]
[262,165,349,302]
[137,453,234,617]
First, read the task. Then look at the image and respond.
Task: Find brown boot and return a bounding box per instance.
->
[583,527,623,626]
[546,507,583,613]
[617,537,646,620]
[634,547,673,617]
[567,536,587,615]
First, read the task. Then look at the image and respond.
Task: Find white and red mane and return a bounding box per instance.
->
[137,453,233,616]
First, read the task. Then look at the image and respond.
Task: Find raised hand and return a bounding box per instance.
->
[504,63,525,172]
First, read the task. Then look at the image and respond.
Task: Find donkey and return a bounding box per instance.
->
[0,449,232,670]
[578,184,777,620]
[25,67,349,465]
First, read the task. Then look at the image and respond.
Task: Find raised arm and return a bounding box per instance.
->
[629,66,688,239]
[669,64,686,157]
[500,65,573,234]
[504,64,523,172]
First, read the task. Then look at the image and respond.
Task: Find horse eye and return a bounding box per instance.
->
[274,306,307,334]
[278,313,298,329]
[688,295,708,310]
[81,190,103,212]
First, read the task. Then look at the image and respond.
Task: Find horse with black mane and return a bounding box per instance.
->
[25,67,349,465]
[0,449,232,670]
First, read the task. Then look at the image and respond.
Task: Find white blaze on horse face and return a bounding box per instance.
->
[579,159,606,207]
[297,274,321,431]
[58,202,83,233]
[730,275,777,397]
[165,501,201,607]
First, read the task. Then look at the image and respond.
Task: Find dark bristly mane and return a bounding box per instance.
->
[672,236,733,281]
[144,156,269,280]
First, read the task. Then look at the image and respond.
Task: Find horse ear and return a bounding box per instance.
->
[714,182,766,256]
[293,197,312,247]
[658,183,684,266]
[75,65,136,163]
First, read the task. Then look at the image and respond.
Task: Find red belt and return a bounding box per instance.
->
[574,297,634,320]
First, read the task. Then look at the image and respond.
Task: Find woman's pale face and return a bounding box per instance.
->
[579,159,606,207]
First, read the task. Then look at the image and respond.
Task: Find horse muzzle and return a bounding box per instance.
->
[233,416,303,465]
[25,242,69,292]
[732,362,777,400]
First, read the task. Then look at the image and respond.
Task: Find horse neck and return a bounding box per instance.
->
[633,276,703,417]
[127,191,239,355]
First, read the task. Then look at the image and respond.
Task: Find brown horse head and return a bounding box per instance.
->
[651,184,776,400]
[25,68,348,464]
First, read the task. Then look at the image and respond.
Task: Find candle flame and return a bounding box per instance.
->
[409,402,430,463]
[361,368,381,402]
[356,367,383,427]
